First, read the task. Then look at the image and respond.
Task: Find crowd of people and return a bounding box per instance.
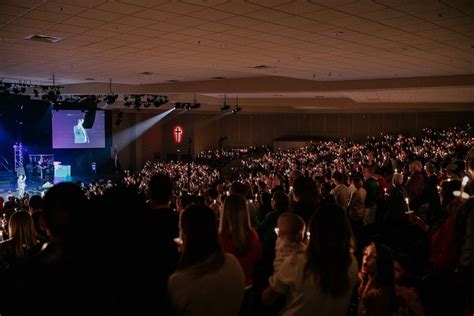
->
[0,125,473,315]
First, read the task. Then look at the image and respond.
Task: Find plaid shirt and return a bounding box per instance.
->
[405,171,425,201]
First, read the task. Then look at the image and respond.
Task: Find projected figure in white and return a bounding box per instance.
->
[17,174,26,197]
[73,118,89,144]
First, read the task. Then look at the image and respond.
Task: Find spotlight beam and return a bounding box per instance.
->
[113,108,175,152]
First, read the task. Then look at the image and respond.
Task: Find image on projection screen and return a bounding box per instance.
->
[52,110,105,149]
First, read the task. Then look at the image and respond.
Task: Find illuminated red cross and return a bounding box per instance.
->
[174,126,183,143]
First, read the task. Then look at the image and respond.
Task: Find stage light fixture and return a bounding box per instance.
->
[105,94,118,105]
[133,99,141,111]
[220,94,230,111]
[232,106,241,114]
[231,96,241,114]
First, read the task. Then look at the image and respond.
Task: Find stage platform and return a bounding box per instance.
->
[0,176,83,201]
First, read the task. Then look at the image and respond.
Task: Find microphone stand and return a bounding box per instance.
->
[187,137,192,192]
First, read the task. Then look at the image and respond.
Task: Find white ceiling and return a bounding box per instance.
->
[0,0,474,111]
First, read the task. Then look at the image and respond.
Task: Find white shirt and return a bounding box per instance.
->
[168,253,245,316]
[330,184,350,211]
[269,252,358,316]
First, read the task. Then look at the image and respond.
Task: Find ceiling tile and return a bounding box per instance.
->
[95,1,144,15]
[132,9,178,21]
[213,2,263,15]
[118,0,169,8]
[77,9,124,22]
[81,28,122,38]
[196,22,235,32]
[146,22,188,32]
[37,2,86,15]
[222,16,261,27]
[182,0,229,7]
[247,0,293,7]
[23,9,68,22]
[187,8,235,22]
[273,2,325,15]
[168,16,206,27]
[115,16,156,27]
[47,23,89,35]
[153,2,203,14]
[97,23,138,33]
[175,27,214,37]
[63,16,107,28]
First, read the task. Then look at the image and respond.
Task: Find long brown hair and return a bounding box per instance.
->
[178,205,224,276]
[219,194,251,257]
[305,204,355,297]
[8,211,39,257]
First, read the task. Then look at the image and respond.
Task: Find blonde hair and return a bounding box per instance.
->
[277,212,305,242]
[219,194,251,256]
[8,211,38,257]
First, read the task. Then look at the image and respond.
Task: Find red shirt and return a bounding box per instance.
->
[220,228,262,287]
[429,212,462,272]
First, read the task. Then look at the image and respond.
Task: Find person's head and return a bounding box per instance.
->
[229,181,249,197]
[409,161,422,173]
[440,179,461,207]
[351,173,364,188]
[362,242,394,288]
[446,163,458,176]
[424,162,436,176]
[207,187,218,200]
[220,194,251,256]
[305,204,354,298]
[392,173,404,186]
[393,252,414,285]
[332,172,344,185]
[42,182,85,243]
[293,176,317,203]
[8,210,38,256]
[289,170,303,187]
[148,174,173,206]
[28,195,42,213]
[276,212,305,243]
[178,204,224,275]
[177,194,199,212]
[271,191,289,212]
[363,166,375,179]
[77,118,84,126]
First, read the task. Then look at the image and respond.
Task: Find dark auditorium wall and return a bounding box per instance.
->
[115,110,474,170]
[188,111,474,153]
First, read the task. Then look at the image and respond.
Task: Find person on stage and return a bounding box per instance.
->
[17,174,26,198]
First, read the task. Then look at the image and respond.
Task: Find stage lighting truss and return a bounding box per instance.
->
[0,79,170,111]
[104,94,118,105]
[174,94,201,111]
[122,94,169,110]
[174,102,200,110]
[0,79,64,104]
